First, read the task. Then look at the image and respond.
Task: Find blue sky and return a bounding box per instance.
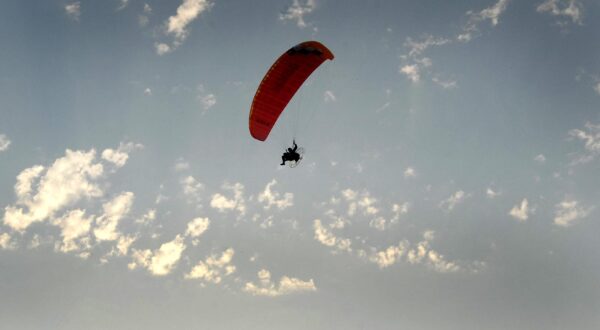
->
[1,0,600,329]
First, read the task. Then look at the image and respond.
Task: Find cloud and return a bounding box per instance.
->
[279,0,316,28]
[439,190,469,212]
[0,233,15,250]
[139,3,152,26]
[399,64,420,83]
[173,158,191,172]
[117,0,129,11]
[258,180,294,210]
[185,248,236,284]
[210,182,246,215]
[486,187,502,198]
[554,199,593,227]
[53,209,93,253]
[94,192,135,241]
[166,0,213,45]
[458,0,510,42]
[313,219,352,252]
[101,142,143,168]
[403,167,416,178]
[569,122,600,164]
[537,0,582,25]
[509,198,530,221]
[154,42,172,56]
[197,85,216,111]
[324,90,336,103]
[4,149,104,232]
[244,269,317,297]
[65,2,81,21]
[534,154,546,163]
[432,77,457,89]
[185,217,210,237]
[181,175,204,204]
[0,134,10,152]
[405,35,451,57]
[368,232,461,273]
[129,235,186,276]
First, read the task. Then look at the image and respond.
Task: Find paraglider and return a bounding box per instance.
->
[249,40,334,167]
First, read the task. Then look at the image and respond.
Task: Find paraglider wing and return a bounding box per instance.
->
[249,41,334,141]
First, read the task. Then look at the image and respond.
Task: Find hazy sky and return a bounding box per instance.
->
[1,0,600,329]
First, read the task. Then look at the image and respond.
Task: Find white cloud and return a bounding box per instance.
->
[174,158,190,172]
[403,167,416,178]
[279,0,316,28]
[200,94,216,110]
[94,192,134,241]
[139,4,152,26]
[117,0,129,11]
[554,199,593,227]
[154,42,172,56]
[537,0,582,25]
[432,77,457,89]
[185,217,210,237]
[399,64,420,83]
[391,202,409,221]
[404,35,450,57]
[486,187,502,198]
[569,122,600,164]
[324,90,336,103]
[112,235,137,257]
[196,84,217,111]
[185,248,236,284]
[258,180,294,210]
[144,88,152,96]
[0,233,15,250]
[313,219,351,252]
[0,134,11,152]
[166,0,213,45]
[53,209,93,253]
[65,2,81,21]
[4,149,104,232]
[244,269,317,297]
[210,182,246,215]
[534,154,546,163]
[594,82,600,95]
[129,235,186,276]
[135,209,156,225]
[458,0,510,42]
[101,142,143,168]
[439,190,468,212]
[368,232,461,273]
[181,175,204,204]
[509,198,530,221]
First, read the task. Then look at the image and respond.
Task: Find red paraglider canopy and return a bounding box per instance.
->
[249,41,334,141]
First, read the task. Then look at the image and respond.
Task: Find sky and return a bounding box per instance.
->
[1,0,600,329]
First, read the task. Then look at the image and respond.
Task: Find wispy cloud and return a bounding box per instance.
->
[0,134,11,152]
[509,198,530,221]
[439,190,469,212]
[185,248,236,284]
[568,122,600,164]
[554,199,593,227]
[4,149,105,232]
[129,235,186,276]
[244,269,317,297]
[279,0,317,29]
[458,0,510,42]
[258,180,294,210]
[65,2,81,21]
[537,0,582,25]
[155,0,213,55]
[210,182,247,216]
